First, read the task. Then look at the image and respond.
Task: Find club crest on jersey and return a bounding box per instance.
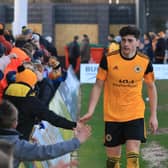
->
[134,65,142,73]
[113,65,118,70]
[106,134,112,142]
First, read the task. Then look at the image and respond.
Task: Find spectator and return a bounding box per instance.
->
[0,43,17,100]
[142,33,154,63]
[107,34,120,53]
[80,34,91,63]
[154,31,166,64]
[0,23,13,55]
[107,33,115,44]
[48,56,67,90]
[44,35,58,57]
[22,41,36,60]
[9,35,31,65]
[4,29,15,45]
[0,99,91,168]
[34,62,56,107]
[22,26,33,41]
[68,36,80,70]
[32,33,44,63]
[0,43,10,72]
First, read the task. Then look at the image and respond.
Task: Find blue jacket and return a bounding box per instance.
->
[0,128,80,168]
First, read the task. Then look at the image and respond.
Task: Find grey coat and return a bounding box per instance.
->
[0,128,80,168]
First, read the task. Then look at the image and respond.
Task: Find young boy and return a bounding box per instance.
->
[0,99,91,168]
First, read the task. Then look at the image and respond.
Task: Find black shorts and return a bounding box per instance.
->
[104,118,146,147]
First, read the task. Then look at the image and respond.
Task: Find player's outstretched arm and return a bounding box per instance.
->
[80,79,104,123]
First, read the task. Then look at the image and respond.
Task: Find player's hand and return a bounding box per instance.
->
[79,113,92,123]
[149,115,158,134]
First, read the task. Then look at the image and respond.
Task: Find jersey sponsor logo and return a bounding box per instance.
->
[112,79,136,88]
[134,65,142,73]
[119,79,135,84]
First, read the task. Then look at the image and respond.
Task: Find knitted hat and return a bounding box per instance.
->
[22,26,32,36]
[15,66,37,87]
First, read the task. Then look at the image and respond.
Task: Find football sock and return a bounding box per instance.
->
[127,152,139,168]
[106,156,120,168]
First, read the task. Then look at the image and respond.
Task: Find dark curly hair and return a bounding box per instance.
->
[119,26,140,39]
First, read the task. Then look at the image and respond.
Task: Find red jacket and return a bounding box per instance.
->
[0,35,12,55]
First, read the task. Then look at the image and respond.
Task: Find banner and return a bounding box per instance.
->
[80,64,99,84]
[153,64,168,79]
[58,66,80,121]
[19,66,80,168]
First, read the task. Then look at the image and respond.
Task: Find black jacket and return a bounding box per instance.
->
[3,82,76,140]
[36,78,56,107]
[69,41,80,59]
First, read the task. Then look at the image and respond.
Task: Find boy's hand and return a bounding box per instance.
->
[74,124,92,143]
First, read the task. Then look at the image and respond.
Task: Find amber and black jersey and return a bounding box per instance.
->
[97,50,155,122]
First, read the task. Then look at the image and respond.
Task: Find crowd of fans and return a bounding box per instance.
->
[0,23,92,168]
[107,30,168,64]
[0,23,62,101]
[139,31,168,64]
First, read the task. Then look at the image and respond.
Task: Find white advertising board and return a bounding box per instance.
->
[80,64,168,84]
